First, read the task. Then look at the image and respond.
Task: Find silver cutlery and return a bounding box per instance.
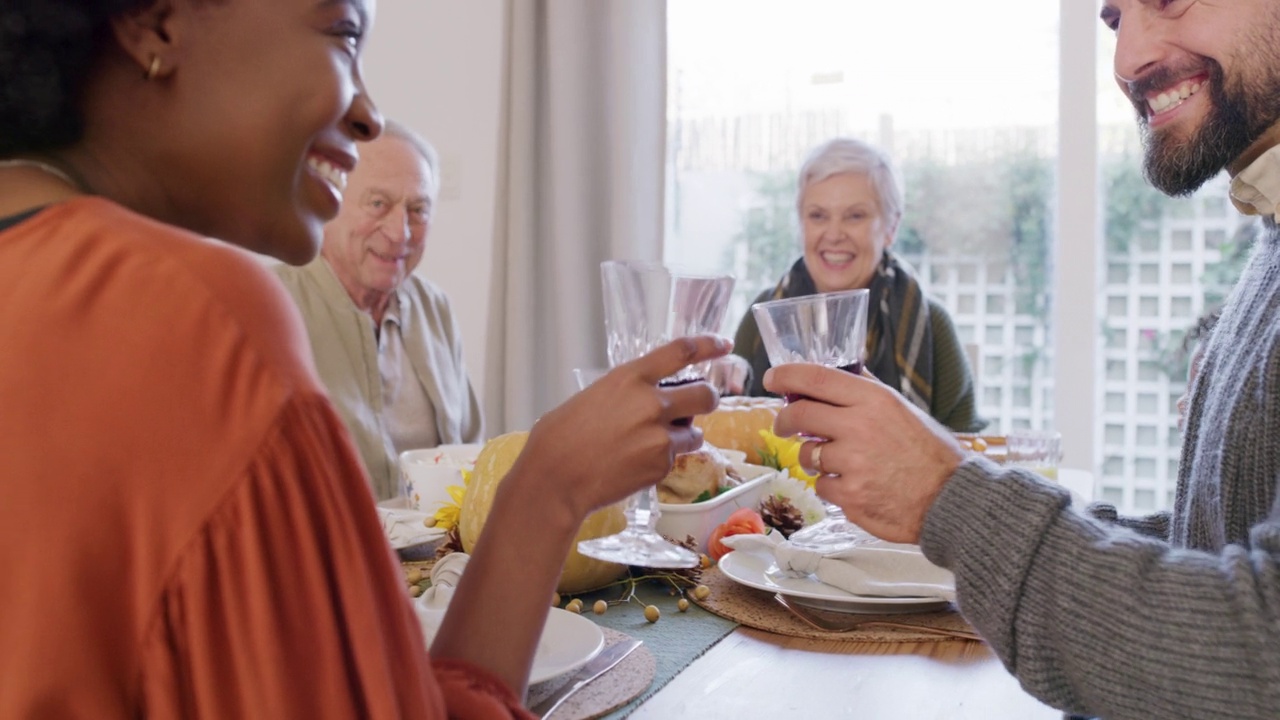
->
[774,593,982,641]
[530,638,643,718]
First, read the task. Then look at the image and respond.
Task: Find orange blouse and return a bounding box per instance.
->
[0,198,532,719]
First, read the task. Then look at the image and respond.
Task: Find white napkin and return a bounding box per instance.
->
[414,552,471,645]
[721,519,955,601]
[376,505,440,549]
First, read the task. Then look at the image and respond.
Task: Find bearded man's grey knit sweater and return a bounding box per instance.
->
[919,228,1280,720]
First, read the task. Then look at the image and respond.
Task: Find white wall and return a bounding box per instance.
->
[362,0,507,405]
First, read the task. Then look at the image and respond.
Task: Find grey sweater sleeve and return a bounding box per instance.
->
[1083,501,1171,539]
[919,457,1280,720]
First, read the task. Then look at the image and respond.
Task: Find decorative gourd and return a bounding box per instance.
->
[693,397,784,464]
[458,431,628,593]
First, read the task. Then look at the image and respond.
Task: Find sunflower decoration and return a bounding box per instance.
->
[756,429,819,489]
[429,468,471,532]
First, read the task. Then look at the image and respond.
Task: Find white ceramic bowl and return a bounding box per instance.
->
[656,462,778,554]
[399,444,484,513]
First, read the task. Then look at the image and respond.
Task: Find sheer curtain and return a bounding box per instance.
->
[485,0,668,433]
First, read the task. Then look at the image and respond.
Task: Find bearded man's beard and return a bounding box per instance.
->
[1135,57,1280,197]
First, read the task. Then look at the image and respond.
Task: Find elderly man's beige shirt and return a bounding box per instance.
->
[274,259,484,500]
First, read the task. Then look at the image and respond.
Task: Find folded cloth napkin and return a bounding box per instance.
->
[376,505,440,549]
[721,519,955,601]
[414,552,472,643]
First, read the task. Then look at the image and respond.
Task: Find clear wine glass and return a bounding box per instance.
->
[575,260,734,569]
[750,289,870,404]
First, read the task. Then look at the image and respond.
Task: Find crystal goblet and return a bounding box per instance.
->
[575,260,734,569]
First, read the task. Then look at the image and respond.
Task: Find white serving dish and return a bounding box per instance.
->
[656,461,779,554]
[399,444,484,513]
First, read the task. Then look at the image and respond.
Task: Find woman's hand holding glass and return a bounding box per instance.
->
[519,336,729,525]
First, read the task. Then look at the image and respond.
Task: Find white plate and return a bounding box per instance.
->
[415,604,605,684]
[718,550,952,615]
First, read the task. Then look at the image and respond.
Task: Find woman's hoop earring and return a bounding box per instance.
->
[144,55,162,81]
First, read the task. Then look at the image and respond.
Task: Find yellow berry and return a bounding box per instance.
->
[409,584,424,598]
[565,599,583,614]
[699,554,712,569]
[972,437,988,452]
[424,517,438,528]
[644,605,660,623]
[405,568,423,585]
[693,584,711,601]
[677,598,690,612]
[593,600,608,615]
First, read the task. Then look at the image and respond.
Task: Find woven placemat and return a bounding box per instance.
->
[526,628,655,720]
[693,566,978,643]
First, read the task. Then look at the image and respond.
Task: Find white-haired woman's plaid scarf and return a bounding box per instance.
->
[746,252,934,412]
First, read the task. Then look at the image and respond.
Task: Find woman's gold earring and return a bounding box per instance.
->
[144,55,161,81]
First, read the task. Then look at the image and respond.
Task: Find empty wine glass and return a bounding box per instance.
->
[751,289,870,403]
[575,260,734,569]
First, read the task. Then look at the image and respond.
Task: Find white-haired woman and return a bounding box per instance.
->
[732,137,983,432]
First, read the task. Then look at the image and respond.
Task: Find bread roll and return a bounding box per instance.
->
[657,445,742,504]
[693,396,783,464]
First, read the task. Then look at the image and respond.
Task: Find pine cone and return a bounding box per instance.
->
[435,526,464,559]
[760,496,804,538]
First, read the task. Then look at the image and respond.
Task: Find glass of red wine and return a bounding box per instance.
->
[576,260,734,569]
[750,289,870,404]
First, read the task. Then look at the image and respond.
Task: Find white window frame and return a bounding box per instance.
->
[1056,0,1100,471]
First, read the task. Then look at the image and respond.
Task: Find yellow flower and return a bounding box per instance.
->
[431,469,471,531]
[756,429,818,490]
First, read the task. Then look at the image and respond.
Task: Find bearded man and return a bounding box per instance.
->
[758,2,1280,719]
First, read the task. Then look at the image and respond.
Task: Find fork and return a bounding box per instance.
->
[774,594,983,641]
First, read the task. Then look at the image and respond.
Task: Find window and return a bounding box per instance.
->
[1139,263,1159,284]
[1105,424,1125,445]
[1172,263,1192,283]
[1139,296,1159,317]
[1106,360,1127,381]
[985,355,1005,377]
[1138,361,1161,381]
[1135,488,1156,510]
[1105,392,1125,413]
[1102,487,1124,505]
[1135,458,1156,478]
[1103,456,1124,476]
[1137,393,1157,414]
[984,387,1003,406]
[1204,196,1228,218]
[665,0,1059,441]
[1171,296,1193,317]
[1136,426,1158,446]
[1013,386,1032,408]
[1107,263,1129,284]
[1107,296,1128,318]
[1015,325,1035,346]
[1170,230,1193,251]
[1106,328,1127,350]
[1205,229,1226,249]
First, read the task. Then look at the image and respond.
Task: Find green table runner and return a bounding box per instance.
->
[570,580,738,718]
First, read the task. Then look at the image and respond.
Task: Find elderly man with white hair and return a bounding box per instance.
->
[275,121,482,501]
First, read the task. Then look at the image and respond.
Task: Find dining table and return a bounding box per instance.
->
[400,468,1094,719]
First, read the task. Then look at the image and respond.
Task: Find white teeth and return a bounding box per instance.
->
[307,156,348,193]
[1147,80,1203,114]
[822,252,854,264]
